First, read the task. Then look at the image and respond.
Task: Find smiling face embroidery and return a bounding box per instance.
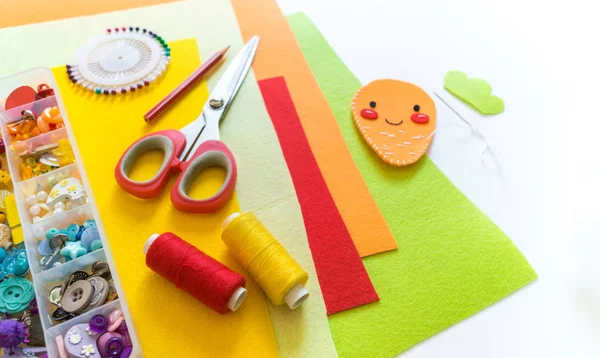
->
[352,79,436,166]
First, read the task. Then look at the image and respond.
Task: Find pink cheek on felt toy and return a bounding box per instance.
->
[411,113,429,123]
[360,109,379,120]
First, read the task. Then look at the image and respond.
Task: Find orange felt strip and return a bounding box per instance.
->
[231,0,397,257]
[0,0,181,29]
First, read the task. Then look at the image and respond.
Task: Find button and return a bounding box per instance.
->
[52,307,74,322]
[83,277,109,312]
[60,271,89,296]
[61,280,94,313]
[48,285,63,305]
[0,277,35,314]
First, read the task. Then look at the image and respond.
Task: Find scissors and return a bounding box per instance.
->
[115,36,259,213]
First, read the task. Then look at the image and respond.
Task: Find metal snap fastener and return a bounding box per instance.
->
[91,260,108,273]
[48,285,63,305]
[52,307,74,322]
[209,97,224,108]
[61,280,94,313]
[40,248,63,270]
[49,234,69,250]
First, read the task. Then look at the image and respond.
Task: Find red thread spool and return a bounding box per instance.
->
[143,232,247,314]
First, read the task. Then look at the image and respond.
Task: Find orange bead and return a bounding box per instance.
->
[37,116,51,133]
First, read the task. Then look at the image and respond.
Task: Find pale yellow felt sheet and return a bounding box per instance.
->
[0,1,336,356]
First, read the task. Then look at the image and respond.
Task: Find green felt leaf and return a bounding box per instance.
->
[288,12,536,358]
[444,70,505,114]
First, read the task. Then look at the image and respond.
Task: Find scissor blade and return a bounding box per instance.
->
[202,36,259,123]
[179,36,259,161]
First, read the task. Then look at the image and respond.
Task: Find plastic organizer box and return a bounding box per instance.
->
[0,68,140,357]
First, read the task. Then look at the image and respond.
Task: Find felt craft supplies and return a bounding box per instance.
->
[3,0,325,353]
[352,79,437,166]
[289,12,537,357]
[222,212,309,309]
[259,76,380,314]
[144,232,247,314]
[231,0,397,259]
[52,35,281,356]
[444,70,505,114]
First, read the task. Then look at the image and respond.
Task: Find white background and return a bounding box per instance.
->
[277,0,600,357]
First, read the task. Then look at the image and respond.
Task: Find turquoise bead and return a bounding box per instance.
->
[90,240,103,251]
[13,250,29,276]
[45,228,60,241]
[84,219,97,229]
[65,224,79,241]
[95,88,101,94]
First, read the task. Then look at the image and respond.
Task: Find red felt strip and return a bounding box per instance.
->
[258,76,379,315]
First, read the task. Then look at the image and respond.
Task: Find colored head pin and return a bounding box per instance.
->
[351,79,436,166]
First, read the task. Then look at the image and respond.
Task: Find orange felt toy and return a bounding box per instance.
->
[352,79,437,166]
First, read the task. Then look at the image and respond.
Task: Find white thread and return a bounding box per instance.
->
[433,92,501,172]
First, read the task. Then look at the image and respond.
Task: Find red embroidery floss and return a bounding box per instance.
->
[143,232,247,314]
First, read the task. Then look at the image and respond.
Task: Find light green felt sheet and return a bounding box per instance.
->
[288,12,537,357]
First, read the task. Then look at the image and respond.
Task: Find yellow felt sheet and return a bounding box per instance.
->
[0,1,336,356]
[53,39,278,357]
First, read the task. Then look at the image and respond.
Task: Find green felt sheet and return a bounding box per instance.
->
[288,12,537,357]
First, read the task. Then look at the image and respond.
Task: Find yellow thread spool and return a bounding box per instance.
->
[222,212,309,309]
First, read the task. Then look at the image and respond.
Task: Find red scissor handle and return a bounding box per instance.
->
[171,140,237,213]
[115,130,186,199]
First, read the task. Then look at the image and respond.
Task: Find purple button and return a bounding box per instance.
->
[97,332,123,357]
[88,314,109,333]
